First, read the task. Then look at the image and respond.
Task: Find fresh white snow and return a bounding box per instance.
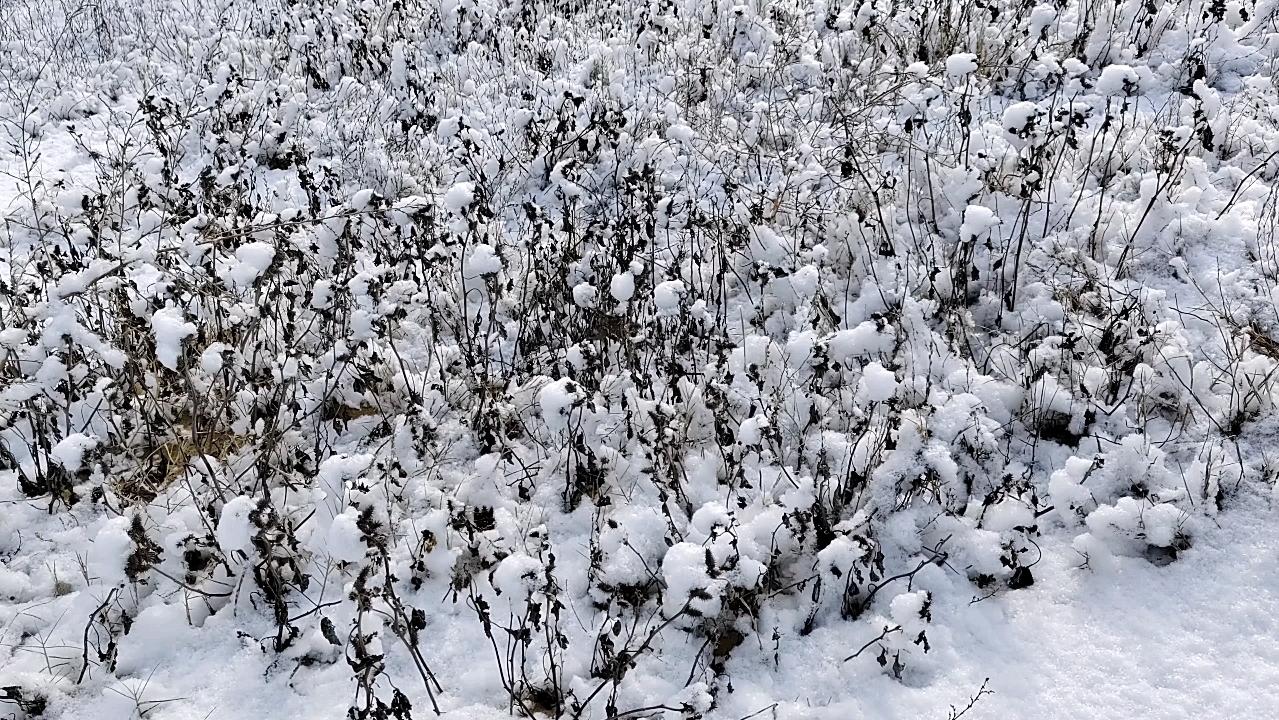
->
[3,0,1279,719]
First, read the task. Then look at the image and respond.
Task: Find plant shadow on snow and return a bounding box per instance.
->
[0,0,1276,718]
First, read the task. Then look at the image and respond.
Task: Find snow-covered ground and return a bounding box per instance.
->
[3,0,1279,718]
[15,486,1277,719]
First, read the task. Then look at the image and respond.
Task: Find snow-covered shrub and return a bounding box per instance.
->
[0,0,1276,717]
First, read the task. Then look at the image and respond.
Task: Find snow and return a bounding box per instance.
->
[89,517,134,587]
[5,1,1279,719]
[858,361,898,403]
[215,495,257,553]
[465,243,502,276]
[311,453,372,539]
[1096,64,1140,95]
[654,279,686,315]
[736,414,768,445]
[538,378,580,432]
[609,270,635,302]
[491,553,544,612]
[0,328,25,347]
[199,342,228,374]
[960,204,1001,241]
[946,53,979,78]
[349,188,378,210]
[1063,58,1088,76]
[1006,498,1279,719]
[310,279,334,309]
[443,181,476,213]
[828,321,896,360]
[572,281,598,308]
[326,512,368,563]
[789,264,820,299]
[10,458,1279,720]
[0,566,34,603]
[1029,4,1058,33]
[1002,101,1042,139]
[744,492,1279,720]
[150,306,196,371]
[217,240,276,290]
[50,433,97,472]
[662,542,724,617]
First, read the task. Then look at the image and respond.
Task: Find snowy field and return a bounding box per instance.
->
[2,0,1279,718]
